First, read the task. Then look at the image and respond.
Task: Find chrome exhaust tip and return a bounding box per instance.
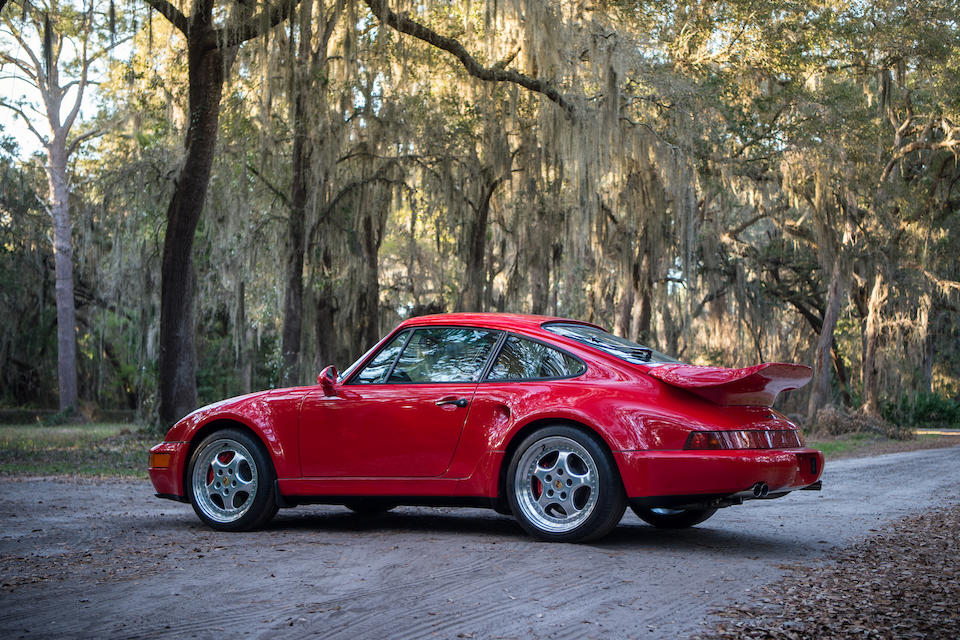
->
[752,482,769,498]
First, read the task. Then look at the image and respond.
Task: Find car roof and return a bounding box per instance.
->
[397,312,604,334]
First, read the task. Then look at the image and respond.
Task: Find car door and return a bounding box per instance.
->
[299,326,500,477]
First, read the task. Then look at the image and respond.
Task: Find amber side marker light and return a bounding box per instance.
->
[149,452,171,469]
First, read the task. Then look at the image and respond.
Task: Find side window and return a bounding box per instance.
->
[351,331,409,384]
[389,327,499,383]
[487,336,585,381]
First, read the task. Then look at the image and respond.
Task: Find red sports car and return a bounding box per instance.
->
[149,313,823,542]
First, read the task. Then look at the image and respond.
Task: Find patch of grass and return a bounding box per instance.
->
[808,432,959,460]
[0,423,156,477]
[806,432,876,458]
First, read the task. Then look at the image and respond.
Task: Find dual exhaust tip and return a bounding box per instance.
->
[752,482,769,498]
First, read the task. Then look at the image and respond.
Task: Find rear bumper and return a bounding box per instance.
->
[148,441,190,499]
[614,448,824,499]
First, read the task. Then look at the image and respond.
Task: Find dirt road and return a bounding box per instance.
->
[2,446,958,639]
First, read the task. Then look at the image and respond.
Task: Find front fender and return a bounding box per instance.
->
[164,387,310,482]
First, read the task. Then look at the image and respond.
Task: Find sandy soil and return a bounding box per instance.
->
[1,444,958,639]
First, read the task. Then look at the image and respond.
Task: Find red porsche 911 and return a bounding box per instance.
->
[149,313,823,542]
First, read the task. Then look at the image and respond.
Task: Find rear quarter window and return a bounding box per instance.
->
[487,335,585,381]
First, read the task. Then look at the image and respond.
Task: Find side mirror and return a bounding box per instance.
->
[318,365,339,396]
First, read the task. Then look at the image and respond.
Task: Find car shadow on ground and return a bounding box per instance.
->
[239,506,820,557]
[268,506,526,539]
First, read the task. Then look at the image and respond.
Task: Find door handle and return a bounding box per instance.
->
[435,397,469,408]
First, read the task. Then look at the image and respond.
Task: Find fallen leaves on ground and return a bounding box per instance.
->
[704,502,960,639]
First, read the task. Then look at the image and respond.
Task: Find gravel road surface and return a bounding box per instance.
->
[2,445,958,639]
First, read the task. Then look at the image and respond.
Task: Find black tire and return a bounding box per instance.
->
[506,425,626,543]
[630,505,717,529]
[187,428,278,531]
[344,499,399,514]
[491,499,513,516]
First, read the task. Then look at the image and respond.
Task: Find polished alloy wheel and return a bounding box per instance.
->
[513,435,600,534]
[191,437,259,524]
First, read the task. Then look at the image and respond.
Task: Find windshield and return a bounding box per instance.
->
[544,323,681,365]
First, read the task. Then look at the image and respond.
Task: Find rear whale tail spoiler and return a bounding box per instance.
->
[646,362,813,407]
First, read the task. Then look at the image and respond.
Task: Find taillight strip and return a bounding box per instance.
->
[684,429,803,450]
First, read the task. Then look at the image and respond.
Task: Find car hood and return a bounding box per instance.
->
[645,362,812,407]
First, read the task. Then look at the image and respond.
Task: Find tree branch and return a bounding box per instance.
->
[768,215,816,246]
[246,162,292,210]
[1,15,46,86]
[213,0,302,50]
[62,23,91,133]
[363,0,576,116]
[66,128,103,157]
[723,212,766,242]
[0,52,39,82]
[143,0,189,36]
[880,133,960,183]
[0,99,48,146]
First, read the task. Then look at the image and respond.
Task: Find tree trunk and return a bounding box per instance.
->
[463,176,499,311]
[315,291,337,371]
[529,209,551,315]
[861,268,885,417]
[157,37,225,425]
[47,136,78,413]
[281,7,313,386]
[920,298,936,395]
[359,213,381,351]
[631,251,652,343]
[807,257,848,421]
[830,339,852,406]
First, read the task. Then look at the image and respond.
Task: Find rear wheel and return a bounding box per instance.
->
[631,505,717,529]
[507,425,626,543]
[188,429,278,531]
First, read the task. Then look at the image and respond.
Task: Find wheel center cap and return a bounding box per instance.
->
[555,480,563,489]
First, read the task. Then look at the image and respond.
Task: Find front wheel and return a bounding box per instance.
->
[631,505,717,529]
[506,425,626,543]
[188,429,278,531]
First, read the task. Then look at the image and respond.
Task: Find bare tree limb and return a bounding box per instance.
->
[1,14,46,86]
[62,21,90,133]
[363,0,576,116]
[0,99,48,145]
[0,51,39,81]
[143,0,189,35]
[66,128,103,156]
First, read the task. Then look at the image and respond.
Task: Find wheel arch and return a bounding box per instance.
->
[183,418,278,497]
[495,417,623,506]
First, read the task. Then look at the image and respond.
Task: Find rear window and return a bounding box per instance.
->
[544,323,680,365]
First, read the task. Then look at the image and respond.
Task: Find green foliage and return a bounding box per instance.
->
[882,392,960,429]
